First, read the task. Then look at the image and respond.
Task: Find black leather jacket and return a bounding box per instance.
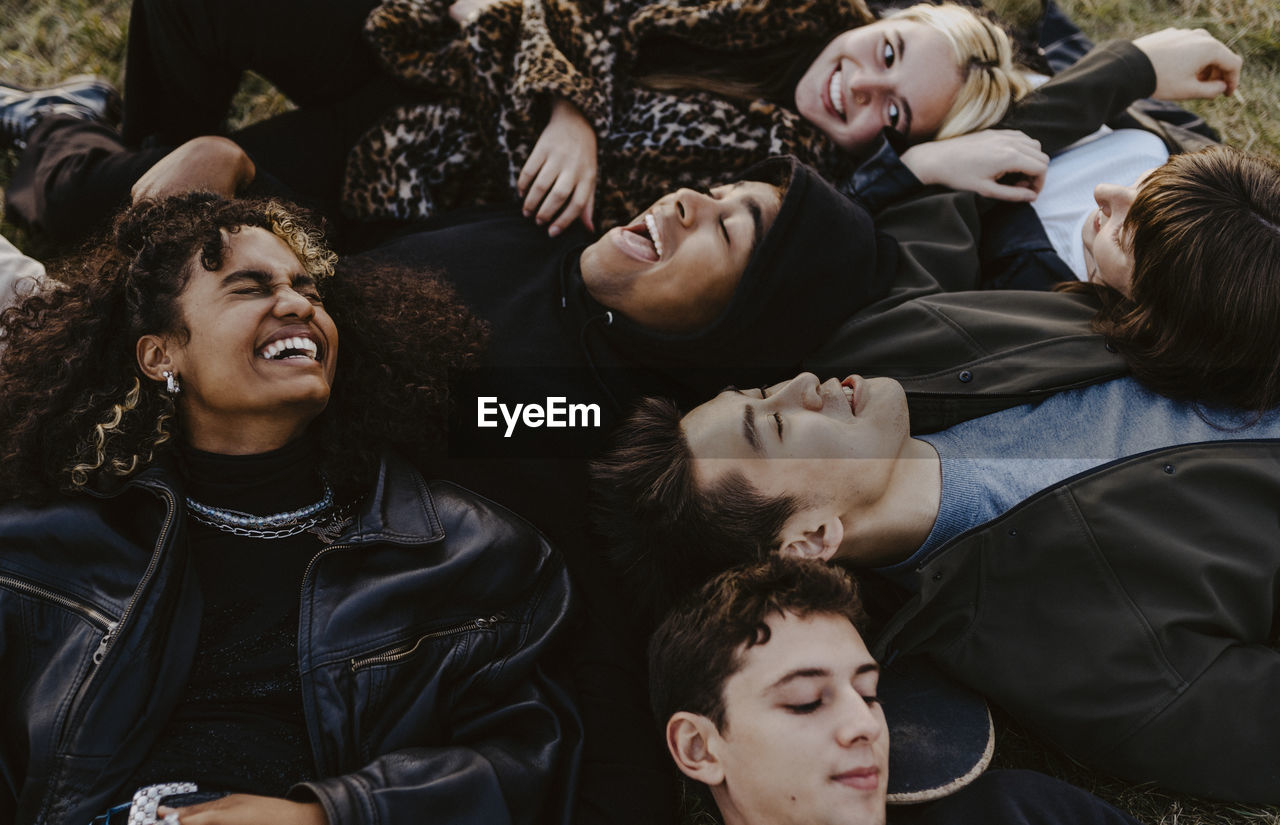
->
[0,453,581,825]
[807,290,1280,803]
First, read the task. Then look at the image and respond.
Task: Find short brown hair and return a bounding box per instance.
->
[648,556,867,730]
[1091,146,1280,411]
[590,397,801,625]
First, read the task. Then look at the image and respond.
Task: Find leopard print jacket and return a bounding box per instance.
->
[345,0,873,226]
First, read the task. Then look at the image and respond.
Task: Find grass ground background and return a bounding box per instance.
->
[2,1,1278,822]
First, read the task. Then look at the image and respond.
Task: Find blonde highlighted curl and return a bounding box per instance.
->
[265,201,338,281]
[69,378,176,488]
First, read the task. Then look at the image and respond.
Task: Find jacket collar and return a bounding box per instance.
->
[341,452,445,546]
[111,451,447,547]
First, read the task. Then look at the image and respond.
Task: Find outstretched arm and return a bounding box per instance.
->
[1000,30,1240,154]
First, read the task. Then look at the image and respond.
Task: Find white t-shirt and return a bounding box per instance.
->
[0,233,46,313]
[1030,128,1170,280]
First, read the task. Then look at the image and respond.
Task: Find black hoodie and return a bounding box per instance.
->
[355,155,898,459]
[347,159,905,825]
[583,155,899,410]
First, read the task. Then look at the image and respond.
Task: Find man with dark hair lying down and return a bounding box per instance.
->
[594,146,1280,803]
[649,556,1142,825]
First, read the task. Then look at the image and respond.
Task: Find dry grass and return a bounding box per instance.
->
[1,1,1278,822]
[992,708,1280,825]
[0,0,288,251]
[1056,0,1280,155]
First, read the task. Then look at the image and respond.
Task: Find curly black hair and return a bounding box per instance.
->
[0,193,487,503]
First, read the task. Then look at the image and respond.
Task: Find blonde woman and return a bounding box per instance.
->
[350,0,1037,231]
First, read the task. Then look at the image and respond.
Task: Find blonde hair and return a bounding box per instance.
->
[887,2,1032,140]
[68,378,175,488]
[264,200,337,282]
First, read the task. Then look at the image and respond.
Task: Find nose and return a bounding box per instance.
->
[272,285,316,319]
[778,372,825,411]
[834,690,883,748]
[847,70,892,105]
[672,188,712,227]
[1093,181,1136,216]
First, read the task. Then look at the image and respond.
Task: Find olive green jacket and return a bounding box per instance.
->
[804,290,1280,804]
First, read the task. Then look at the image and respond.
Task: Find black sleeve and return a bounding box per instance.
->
[998,40,1157,155]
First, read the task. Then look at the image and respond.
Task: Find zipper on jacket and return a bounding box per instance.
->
[349,613,506,671]
[0,575,120,657]
[98,487,177,664]
[57,485,177,753]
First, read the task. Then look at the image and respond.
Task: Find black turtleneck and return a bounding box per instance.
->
[121,438,323,797]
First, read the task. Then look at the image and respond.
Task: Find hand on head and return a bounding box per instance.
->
[131,137,256,204]
[900,129,1048,202]
[519,98,598,237]
[1133,28,1243,100]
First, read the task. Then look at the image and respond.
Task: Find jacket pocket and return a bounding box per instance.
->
[348,612,506,672]
[0,574,120,663]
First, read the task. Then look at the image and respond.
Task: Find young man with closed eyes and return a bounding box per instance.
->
[650,556,1142,825]
[597,351,1280,804]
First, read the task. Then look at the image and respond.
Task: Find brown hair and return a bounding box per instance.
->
[1085,146,1280,411]
[0,193,487,503]
[590,397,801,625]
[647,556,867,730]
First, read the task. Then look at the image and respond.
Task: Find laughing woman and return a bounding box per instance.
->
[0,194,580,825]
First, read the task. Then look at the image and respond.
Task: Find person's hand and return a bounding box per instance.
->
[518,98,597,237]
[131,136,256,203]
[449,0,505,25]
[1133,28,1242,100]
[900,130,1049,202]
[158,795,326,825]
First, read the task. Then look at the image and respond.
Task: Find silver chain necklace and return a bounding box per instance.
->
[185,477,336,540]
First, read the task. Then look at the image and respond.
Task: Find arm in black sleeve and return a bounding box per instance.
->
[998,40,1156,154]
[291,527,582,825]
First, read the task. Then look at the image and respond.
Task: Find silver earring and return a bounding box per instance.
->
[162,370,181,395]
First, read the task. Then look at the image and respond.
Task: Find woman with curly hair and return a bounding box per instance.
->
[0,193,580,825]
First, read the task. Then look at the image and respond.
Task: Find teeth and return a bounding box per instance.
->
[829,69,845,117]
[843,383,855,412]
[257,336,320,361]
[644,213,664,258]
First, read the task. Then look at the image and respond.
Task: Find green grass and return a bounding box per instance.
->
[1,1,1278,822]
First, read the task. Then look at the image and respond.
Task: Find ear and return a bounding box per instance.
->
[665,712,725,787]
[136,334,175,383]
[778,511,843,562]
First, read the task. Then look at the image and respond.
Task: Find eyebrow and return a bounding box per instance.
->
[221,269,273,289]
[896,33,913,137]
[742,403,763,454]
[746,197,766,254]
[221,269,316,290]
[768,663,880,691]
